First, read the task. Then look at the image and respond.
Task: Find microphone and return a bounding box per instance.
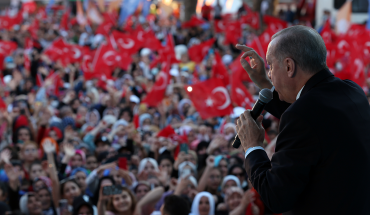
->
[232,88,273,149]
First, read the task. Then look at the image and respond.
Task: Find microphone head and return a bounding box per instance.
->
[259,88,273,103]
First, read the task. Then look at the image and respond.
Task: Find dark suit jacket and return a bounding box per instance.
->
[245,68,370,215]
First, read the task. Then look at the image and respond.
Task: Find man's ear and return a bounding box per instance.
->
[285,58,296,78]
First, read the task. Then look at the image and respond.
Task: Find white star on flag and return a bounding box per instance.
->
[206,97,213,107]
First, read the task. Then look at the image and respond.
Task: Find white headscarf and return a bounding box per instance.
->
[138,158,159,174]
[221,175,241,190]
[190,192,215,215]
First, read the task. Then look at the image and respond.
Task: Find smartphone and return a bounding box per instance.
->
[103,185,123,196]
[59,199,69,215]
[180,144,188,154]
[118,157,127,170]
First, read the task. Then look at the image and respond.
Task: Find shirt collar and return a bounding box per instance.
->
[296,85,305,100]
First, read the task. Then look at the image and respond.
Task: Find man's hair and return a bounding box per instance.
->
[163,195,190,215]
[271,25,327,74]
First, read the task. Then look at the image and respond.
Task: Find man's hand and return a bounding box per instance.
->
[235,44,273,90]
[236,110,265,152]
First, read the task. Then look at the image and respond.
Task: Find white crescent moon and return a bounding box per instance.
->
[103,51,115,66]
[212,87,231,110]
[0,43,8,53]
[118,38,135,49]
[82,55,92,72]
[137,31,144,41]
[154,72,168,90]
[354,58,363,79]
[73,47,81,59]
[236,88,245,97]
[337,40,348,50]
[322,32,331,41]
[218,21,224,30]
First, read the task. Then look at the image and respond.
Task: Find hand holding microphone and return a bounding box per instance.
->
[232,88,273,149]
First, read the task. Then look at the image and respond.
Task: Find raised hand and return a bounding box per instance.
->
[0,149,11,164]
[235,44,273,90]
[206,155,215,167]
[63,143,76,157]
[4,163,19,182]
[43,140,56,154]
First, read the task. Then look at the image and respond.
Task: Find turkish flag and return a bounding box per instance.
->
[182,15,206,28]
[96,20,114,36]
[186,78,233,119]
[263,15,288,33]
[214,20,226,33]
[112,31,141,55]
[241,4,260,30]
[142,61,171,107]
[320,19,336,44]
[157,125,176,138]
[28,18,39,39]
[22,1,37,14]
[44,38,84,66]
[0,40,18,55]
[0,12,23,30]
[224,21,241,45]
[335,36,351,59]
[229,53,252,82]
[44,71,64,97]
[91,42,131,80]
[212,52,230,86]
[152,34,178,67]
[60,10,70,31]
[188,38,215,63]
[143,29,163,51]
[231,69,254,108]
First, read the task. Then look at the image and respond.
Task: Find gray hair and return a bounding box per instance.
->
[271,25,327,74]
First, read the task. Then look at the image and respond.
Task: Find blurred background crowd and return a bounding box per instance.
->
[0,0,368,215]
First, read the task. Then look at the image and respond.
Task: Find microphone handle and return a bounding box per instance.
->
[232,100,266,149]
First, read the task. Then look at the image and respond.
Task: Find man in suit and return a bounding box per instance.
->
[235,25,370,214]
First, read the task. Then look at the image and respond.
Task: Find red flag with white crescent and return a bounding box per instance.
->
[188,38,215,63]
[186,78,233,119]
[142,60,171,107]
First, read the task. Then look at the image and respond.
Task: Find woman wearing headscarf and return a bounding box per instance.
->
[81,109,101,132]
[190,192,215,215]
[138,158,159,177]
[220,175,241,197]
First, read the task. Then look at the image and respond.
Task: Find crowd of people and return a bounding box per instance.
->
[0,1,367,215]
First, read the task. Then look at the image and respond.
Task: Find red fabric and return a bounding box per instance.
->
[28,18,39,39]
[81,48,96,80]
[224,20,241,45]
[0,97,6,110]
[201,5,212,20]
[229,53,252,83]
[0,40,17,69]
[90,42,131,80]
[22,1,37,14]
[241,4,260,30]
[96,19,114,36]
[60,10,70,31]
[44,71,64,97]
[43,38,84,66]
[214,19,226,33]
[186,78,233,119]
[112,30,141,55]
[263,15,288,33]
[230,69,253,109]
[14,115,29,131]
[0,11,23,30]
[157,125,176,137]
[182,15,206,28]
[212,52,230,86]
[188,38,215,63]
[143,30,163,51]
[142,61,171,107]
[320,19,336,44]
